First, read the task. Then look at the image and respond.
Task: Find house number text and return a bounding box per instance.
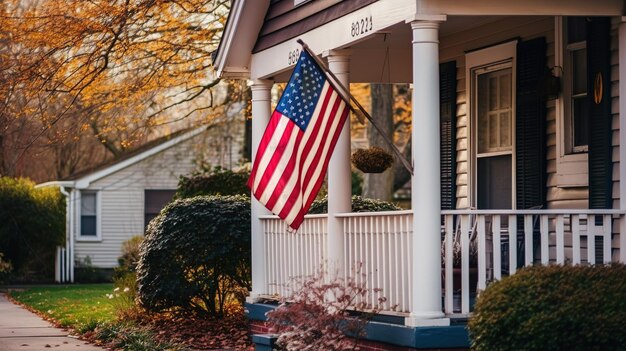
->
[351,15,373,37]
[288,48,301,66]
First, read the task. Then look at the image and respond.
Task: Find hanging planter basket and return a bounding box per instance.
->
[351,147,394,173]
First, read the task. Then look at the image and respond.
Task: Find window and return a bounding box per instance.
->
[477,67,513,155]
[563,17,588,154]
[144,190,176,227]
[80,191,98,237]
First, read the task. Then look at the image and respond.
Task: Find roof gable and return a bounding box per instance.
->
[41,126,208,189]
[214,0,270,79]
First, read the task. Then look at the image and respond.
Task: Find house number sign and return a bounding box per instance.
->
[351,15,373,37]
[288,48,301,66]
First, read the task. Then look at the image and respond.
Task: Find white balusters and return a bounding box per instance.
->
[336,211,414,313]
[259,209,622,317]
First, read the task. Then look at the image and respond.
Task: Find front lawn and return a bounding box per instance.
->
[9,284,115,331]
[9,284,254,350]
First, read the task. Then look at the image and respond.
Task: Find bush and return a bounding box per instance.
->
[176,166,249,199]
[308,195,401,214]
[136,195,251,318]
[0,252,12,284]
[0,177,65,280]
[267,265,387,350]
[114,235,143,280]
[74,256,110,283]
[468,264,626,351]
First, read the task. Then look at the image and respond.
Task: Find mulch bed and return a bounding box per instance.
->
[140,311,254,350]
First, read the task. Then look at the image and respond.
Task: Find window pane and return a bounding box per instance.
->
[477,75,489,154]
[81,192,96,215]
[145,190,176,214]
[489,77,498,110]
[573,97,589,147]
[500,74,511,109]
[500,112,511,147]
[477,68,512,154]
[572,48,587,95]
[489,113,498,148]
[144,190,176,227]
[81,216,96,236]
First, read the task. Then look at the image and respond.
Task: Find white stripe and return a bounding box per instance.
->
[252,117,290,191]
[284,87,339,224]
[271,84,331,215]
[285,90,347,225]
[258,121,300,204]
[302,99,347,203]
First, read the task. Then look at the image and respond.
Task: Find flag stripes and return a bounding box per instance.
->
[249,75,349,230]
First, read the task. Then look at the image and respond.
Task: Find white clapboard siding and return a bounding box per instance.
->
[74,123,244,268]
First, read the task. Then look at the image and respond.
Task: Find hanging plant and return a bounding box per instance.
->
[351,147,394,173]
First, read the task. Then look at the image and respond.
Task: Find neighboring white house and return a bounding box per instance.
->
[38,122,244,283]
[215,0,626,348]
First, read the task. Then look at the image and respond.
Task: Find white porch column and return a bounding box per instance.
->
[249,79,274,301]
[406,17,448,327]
[325,50,351,277]
[618,17,626,263]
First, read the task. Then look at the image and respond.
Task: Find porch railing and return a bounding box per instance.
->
[441,209,623,315]
[262,214,328,297]
[259,209,623,316]
[338,211,413,313]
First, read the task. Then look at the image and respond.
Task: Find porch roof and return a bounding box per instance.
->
[214,0,623,81]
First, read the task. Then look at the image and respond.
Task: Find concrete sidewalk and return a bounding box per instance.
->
[0,293,105,351]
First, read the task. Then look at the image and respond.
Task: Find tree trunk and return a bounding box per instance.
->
[393,136,411,192]
[363,84,394,201]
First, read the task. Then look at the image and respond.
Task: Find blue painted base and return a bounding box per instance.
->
[246,302,470,349]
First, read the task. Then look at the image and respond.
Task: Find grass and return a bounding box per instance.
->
[9,284,189,350]
[9,284,116,331]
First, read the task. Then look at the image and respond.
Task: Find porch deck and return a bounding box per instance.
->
[259,209,623,318]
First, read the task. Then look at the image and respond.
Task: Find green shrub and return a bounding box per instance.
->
[176,166,249,199]
[136,195,251,318]
[468,264,626,351]
[74,256,110,283]
[114,235,143,280]
[0,177,65,280]
[308,195,401,214]
[112,236,142,318]
[0,252,13,284]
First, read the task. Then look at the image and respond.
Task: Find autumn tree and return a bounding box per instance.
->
[1,0,236,181]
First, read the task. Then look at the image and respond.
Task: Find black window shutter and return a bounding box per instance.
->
[516,37,547,209]
[587,17,612,209]
[440,61,457,210]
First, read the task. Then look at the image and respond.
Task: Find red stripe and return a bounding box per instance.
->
[278,91,347,224]
[300,93,344,195]
[265,129,304,211]
[301,105,349,211]
[247,111,284,189]
[253,119,296,199]
[276,87,336,219]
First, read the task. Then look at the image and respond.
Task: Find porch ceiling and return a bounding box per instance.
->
[270,15,539,83]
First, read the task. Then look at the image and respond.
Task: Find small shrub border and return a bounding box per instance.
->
[308,195,401,214]
[136,195,251,318]
[468,264,626,351]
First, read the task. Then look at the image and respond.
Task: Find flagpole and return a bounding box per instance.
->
[297,39,414,176]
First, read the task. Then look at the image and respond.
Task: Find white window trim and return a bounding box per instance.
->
[77,190,102,242]
[466,40,518,209]
[555,16,589,188]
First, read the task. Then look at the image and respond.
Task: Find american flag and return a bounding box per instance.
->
[248,49,350,230]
